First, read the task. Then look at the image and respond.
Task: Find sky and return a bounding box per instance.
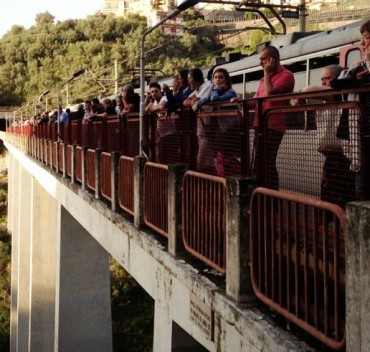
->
[1,0,104,38]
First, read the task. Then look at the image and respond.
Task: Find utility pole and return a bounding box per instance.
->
[115,60,118,94]
[299,0,306,32]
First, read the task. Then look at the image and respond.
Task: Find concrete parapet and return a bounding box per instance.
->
[94,148,103,199]
[110,151,121,212]
[134,155,147,228]
[225,176,256,303]
[81,146,89,191]
[346,201,370,351]
[167,164,188,257]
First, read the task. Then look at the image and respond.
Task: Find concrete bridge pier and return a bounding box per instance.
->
[8,154,112,352]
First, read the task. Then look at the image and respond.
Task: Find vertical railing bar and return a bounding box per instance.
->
[323,210,329,335]
[264,194,269,295]
[304,206,309,322]
[313,208,319,328]
[271,194,276,301]
[333,217,340,342]
[294,203,300,316]
[286,202,292,312]
[278,199,283,305]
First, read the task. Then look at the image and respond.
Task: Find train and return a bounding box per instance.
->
[157,18,365,96]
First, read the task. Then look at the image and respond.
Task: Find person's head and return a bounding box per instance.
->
[321,65,342,87]
[360,19,370,52]
[207,66,216,81]
[172,76,180,92]
[212,68,232,89]
[84,100,92,111]
[103,98,112,108]
[122,84,134,96]
[259,46,280,71]
[188,68,204,90]
[178,69,189,89]
[149,82,162,101]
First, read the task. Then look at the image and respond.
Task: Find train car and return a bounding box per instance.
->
[219,19,366,97]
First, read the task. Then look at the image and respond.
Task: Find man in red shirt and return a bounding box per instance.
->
[253,45,295,189]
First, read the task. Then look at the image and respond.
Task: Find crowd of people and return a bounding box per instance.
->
[11,19,370,208]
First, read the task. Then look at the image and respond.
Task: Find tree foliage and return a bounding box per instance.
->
[110,258,154,351]
[0,167,10,352]
[0,12,223,108]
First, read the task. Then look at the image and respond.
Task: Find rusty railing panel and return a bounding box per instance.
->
[58,143,64,172]
[143,162,168,237]
[182,170,226,273]
[66,145,72,177]
[86,149,96,191]
[118,156,135,215]
[249,187,346,350]
[100,152,112,201]
[75,146,82,183]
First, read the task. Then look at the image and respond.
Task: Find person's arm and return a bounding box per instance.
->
[262,57,277,96]
[182,91,197,107]
[210,87,237,102]
[148,96,168,112]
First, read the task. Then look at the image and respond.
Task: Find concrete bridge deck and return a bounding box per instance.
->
[2,130,370,351]
[3,138,316,351]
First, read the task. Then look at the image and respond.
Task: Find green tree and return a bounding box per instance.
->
[0,169,10,352]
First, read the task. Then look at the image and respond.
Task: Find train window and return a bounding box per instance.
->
[346,48,362,68]
[284,61,307,74]
[293,72,308,91]
[245,70,264,82]
[230,74,243,85]
[308,54,339,70]
[308,68,322,87]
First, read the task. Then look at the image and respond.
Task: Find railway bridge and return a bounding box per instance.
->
[3,87,370,351]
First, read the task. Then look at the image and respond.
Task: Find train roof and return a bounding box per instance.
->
[220,19,366,73]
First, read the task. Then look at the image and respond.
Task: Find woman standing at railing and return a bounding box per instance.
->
[205,68,239,176]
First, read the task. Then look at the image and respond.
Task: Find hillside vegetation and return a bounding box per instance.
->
[0,143,9,351]
[0,12,222,108]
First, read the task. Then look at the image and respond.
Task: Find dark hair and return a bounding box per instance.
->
[212,68,232,89]
[207,66,216,81]
[263,46,280,60]
[360,19,370,34]
[149,82,161,90]
[189,68,204,84]
[178,69,189,82]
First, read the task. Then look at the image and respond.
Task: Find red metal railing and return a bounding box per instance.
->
[58,143,64,172]
[182,170,226,273]
[86,149,96,191]
[249,187,346,350]
[143,162,168,237]
[52,141,58,169]
[118,156,135,215]
[8,88,370,350]
[100,152,112,201]
[75,146,82,183]
[66,145,72,177]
